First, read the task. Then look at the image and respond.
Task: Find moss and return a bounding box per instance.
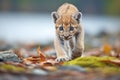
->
[64,56,118,68]
[64,56,120,73]
[0,64,25,72]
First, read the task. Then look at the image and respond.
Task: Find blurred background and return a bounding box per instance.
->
[0,0,120,51]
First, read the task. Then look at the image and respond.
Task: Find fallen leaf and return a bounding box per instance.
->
[42,66,57,71]
[37,46,46,62]
[23,56,40,64]
[102,43,112,55]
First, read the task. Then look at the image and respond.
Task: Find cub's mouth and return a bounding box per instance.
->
[60,35,72,40]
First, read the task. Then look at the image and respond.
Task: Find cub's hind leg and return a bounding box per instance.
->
[72,30,84,59]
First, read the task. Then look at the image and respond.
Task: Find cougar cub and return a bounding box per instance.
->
[51,3,84,62]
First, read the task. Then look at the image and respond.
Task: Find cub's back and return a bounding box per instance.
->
[57,3,79,16]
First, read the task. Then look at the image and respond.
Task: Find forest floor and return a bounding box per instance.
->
[0,42,120,80]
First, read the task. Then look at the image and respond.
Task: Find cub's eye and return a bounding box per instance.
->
[70,26,74,31]
[59,26,64,31]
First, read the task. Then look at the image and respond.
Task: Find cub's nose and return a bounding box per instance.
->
[64,36,69,40]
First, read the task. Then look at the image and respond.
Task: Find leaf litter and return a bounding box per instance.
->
[0,42,120,80]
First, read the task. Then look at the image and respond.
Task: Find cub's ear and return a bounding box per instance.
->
[72,12,82,23]
[51,11,59,23]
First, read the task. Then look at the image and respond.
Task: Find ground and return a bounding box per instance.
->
[0,43,120,80]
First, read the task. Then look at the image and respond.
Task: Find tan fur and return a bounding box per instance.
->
[52,3,84,62]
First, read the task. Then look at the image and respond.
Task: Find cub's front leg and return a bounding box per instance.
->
[54,37,71,62]
[64,41,72,59]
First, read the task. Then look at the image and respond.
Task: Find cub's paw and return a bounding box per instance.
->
[55,57,70,62]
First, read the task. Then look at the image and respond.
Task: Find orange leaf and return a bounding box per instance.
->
[37,46,46,62]
[102,43,112,55]
[23,56,40,64]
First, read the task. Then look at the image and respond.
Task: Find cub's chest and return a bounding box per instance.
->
[62,36,76,50]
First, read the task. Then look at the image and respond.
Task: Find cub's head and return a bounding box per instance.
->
[51,12,82,40]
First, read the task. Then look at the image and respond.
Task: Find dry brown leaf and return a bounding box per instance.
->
[40,59,64,67]
[42,66,57,71]
[40,59,55,66]
[41,62,53,66]
[23,56,40,64]
[55,61,64,66]
[21,46,63,67]
[102,43,112,55]
[37,46,46,62]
